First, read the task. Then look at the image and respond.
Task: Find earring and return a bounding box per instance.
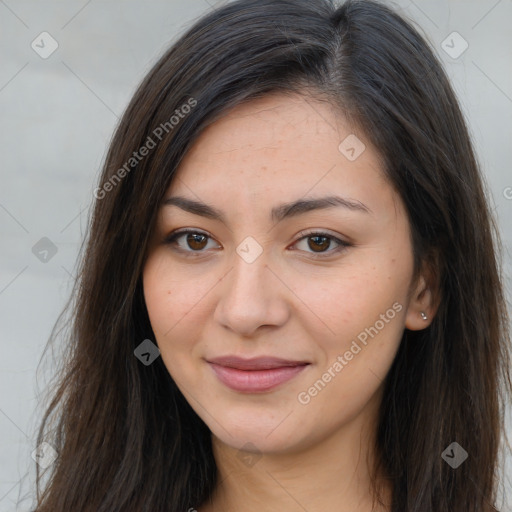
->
[420,311,428,320]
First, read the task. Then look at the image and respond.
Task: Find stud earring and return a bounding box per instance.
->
[420,311,428,321]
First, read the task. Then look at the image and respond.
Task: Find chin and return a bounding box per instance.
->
[213,428,298,455]
[204,407,298,452]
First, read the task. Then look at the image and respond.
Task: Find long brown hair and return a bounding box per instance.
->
[30,0,512,510]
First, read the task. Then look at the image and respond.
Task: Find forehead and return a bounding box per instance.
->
[178,92,356,167]
[165,92,395,220]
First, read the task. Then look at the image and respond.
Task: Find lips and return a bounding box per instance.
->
[206,356,310,392]
[207,355,310,370]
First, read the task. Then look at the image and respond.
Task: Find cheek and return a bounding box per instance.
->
[294,278,407,427]
[290,247,411,405]
[142,253,220,385]
[293,254,411,343]
[142,252,214,338]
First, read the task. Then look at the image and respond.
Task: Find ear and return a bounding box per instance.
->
[404,253,440,331]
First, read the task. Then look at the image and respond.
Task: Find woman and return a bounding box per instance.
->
[32,0,512,510]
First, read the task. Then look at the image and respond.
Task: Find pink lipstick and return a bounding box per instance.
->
[207,356,310,392]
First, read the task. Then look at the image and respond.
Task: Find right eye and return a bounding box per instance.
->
[163,229,221,256]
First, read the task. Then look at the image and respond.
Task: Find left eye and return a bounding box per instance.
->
[293,231,348,256]
[163,229,349,258]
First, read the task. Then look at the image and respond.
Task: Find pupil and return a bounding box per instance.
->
[188,233,207,250]
[309,236,329,252]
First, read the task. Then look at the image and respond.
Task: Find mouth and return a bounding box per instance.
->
[206,356,310,393]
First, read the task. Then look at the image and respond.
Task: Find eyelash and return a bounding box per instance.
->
[162,228,351,259]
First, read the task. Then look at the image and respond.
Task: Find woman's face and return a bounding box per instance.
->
[143,92,425,455]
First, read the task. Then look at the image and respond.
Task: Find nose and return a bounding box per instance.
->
[213,248,290,337]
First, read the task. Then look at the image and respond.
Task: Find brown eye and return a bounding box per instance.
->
[186,233,208,250]
[163,229,220,256]
[293,231,350,258]
[307,235,331,252]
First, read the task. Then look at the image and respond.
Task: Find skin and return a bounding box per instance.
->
[142,92,436,512]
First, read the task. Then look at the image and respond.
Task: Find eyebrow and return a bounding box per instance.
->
[162,194,371,224]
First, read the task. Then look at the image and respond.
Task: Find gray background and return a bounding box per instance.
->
[0,0,511,510]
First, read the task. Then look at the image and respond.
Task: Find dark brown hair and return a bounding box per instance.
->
[30,0,511,510]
